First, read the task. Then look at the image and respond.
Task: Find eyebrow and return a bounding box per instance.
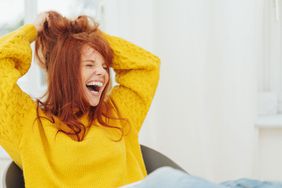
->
[82,59,95,63]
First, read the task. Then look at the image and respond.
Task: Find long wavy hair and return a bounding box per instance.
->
[35,11,127,142]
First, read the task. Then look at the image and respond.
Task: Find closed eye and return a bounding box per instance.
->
[103,64,108,70]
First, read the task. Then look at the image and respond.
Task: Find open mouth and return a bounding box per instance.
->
[86,81,104,94]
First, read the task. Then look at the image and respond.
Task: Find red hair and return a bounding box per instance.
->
[35,11,127,141]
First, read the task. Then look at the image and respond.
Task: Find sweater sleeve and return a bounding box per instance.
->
[104,34,160,133]
[0,24,37,163]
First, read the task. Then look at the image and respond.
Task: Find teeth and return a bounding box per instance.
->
[87,81,103,87]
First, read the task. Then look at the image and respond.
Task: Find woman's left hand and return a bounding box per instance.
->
[34,12,50,33]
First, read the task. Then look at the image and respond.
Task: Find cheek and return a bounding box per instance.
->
[105,72,110,84]
[81,69,91,82]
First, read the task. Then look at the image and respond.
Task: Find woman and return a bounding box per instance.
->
[0,11,160,187]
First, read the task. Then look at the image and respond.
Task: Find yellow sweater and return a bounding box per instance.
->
[0,25,160,188]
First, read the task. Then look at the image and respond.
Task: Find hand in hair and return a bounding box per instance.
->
[34,12,50,33]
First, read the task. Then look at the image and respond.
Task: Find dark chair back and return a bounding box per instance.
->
[2,161,24,188]
[140,145,188,174]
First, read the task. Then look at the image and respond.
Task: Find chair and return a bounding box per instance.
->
[140,145,187,174]
[2,145,187,188]
[2,161,24,188]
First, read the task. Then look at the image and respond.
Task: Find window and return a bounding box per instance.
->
[0,0,24,36]
[258,0,282,117]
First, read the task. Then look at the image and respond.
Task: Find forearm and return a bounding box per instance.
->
[103,34,160,71]
[0,24,37,148]
[0,24,37,76]
[104,34,160,132]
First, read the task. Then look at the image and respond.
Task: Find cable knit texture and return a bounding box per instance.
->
[0,25,160,188]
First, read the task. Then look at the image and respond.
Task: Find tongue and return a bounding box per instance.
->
[86,85,99,92]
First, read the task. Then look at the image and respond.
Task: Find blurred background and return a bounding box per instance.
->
[0,0,282,185]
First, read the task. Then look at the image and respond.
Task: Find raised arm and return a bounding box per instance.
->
[104,34,160,133]
[0,25,37,164]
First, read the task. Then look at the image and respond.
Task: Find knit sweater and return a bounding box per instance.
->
[0,25,160,188]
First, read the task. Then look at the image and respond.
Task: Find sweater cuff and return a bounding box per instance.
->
[18,24,37,43]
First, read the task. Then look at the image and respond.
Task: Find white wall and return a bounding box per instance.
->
[153,0,259,181]
[256,128,282,180]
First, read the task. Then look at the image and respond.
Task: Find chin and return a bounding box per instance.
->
[89,99,100,107]
[89,102,98,107]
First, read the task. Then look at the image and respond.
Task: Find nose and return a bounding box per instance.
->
[94,65,106,75]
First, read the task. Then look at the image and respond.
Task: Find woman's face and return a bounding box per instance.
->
[80,45,109,106]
